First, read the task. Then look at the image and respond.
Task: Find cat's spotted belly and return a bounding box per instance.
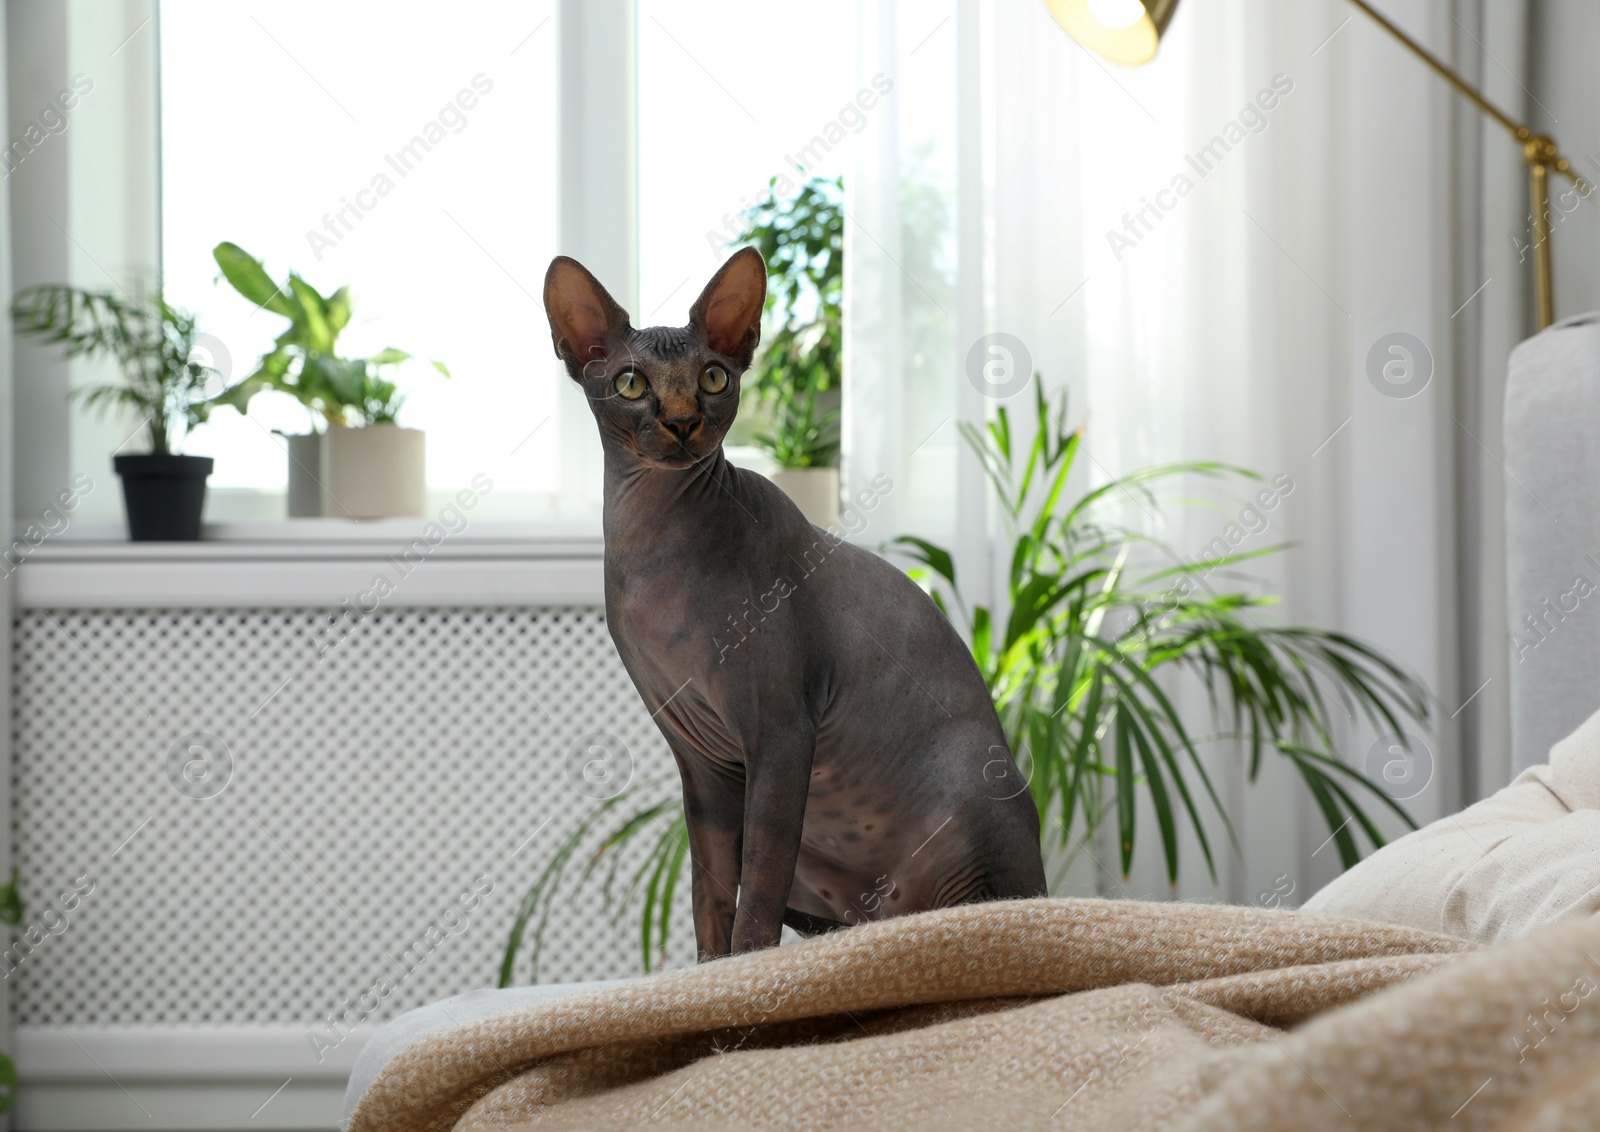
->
[785,735,1013,925]
[785,821,1001,927]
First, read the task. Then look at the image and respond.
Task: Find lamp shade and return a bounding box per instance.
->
[1043,0,1181,66]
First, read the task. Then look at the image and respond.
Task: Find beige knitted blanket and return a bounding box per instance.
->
[347,897,1600,1130]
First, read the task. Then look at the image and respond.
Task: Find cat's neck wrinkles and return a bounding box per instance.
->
[601,443,739,551]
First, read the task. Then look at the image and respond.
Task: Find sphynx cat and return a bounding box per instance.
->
[544,248,1046,959]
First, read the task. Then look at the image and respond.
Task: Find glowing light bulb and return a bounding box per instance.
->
[1086,0,1146,29]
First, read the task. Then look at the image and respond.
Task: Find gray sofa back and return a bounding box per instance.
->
[1506,311,1600,775]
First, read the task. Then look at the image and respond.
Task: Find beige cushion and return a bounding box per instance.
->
[1303,706,1600,943]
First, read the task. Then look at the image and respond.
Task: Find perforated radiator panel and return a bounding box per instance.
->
[11,607,693,1027]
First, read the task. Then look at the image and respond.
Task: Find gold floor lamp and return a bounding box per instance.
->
[1045,0,1588,330]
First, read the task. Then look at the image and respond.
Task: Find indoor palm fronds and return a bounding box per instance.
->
[499,775,686,985]
[10,284,227,454]
[892,380,1429,883]
[500,380,1430,983]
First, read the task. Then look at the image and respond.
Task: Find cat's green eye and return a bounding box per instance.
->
[699,364,729,394]
[615,370,647,400]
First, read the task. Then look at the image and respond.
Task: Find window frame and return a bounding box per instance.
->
[12,0,637,541]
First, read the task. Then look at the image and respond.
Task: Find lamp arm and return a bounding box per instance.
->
[1344,0,1587,191]
[1345,0,1516,133]
[1346,0,1586,328]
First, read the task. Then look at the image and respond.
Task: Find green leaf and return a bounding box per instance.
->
[640,825,676,971]
[889,536,956,588]
[0,868,23,926]
[1128,714,1177,886]
[655,819,690,967]
[309,354,367,408]
[1002,573,1063,654]
[325,286,353,335]
[1113,707,1135,878]
[287,274,333,354]
[1278,742,1419,831]
[1296,761,1360,869]
[213,242,295,318]
[972,606,993,673]
[1108,657,1236,861]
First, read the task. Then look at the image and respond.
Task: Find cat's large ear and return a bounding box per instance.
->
[544,256,632,373]
[689,247,766,370]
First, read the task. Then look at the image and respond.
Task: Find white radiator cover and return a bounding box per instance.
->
[9,603,693,1128]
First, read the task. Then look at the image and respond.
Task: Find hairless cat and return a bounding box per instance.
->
[544,248,1046,959]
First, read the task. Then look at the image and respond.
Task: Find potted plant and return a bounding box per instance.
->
[498,379,1431,980]
[314,350,430,520]
[210,242,447,519]
[735,176,843,526]
[11,284,230,540]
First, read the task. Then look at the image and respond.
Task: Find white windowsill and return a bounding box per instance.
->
[12,521,608,608]
[36,515,603,552]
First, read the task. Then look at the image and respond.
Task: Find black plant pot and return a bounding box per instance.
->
[113,454,213,541]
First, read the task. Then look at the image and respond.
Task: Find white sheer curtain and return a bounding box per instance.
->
[845,0,1528,903]
[841,2,964,552]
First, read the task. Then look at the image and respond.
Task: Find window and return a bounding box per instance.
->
[639,1,962,538]
[160,0,559,520]
[154,0,961,530]
[636,1,858,326]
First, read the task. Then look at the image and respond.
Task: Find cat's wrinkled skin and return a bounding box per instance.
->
[544,248,1046,959]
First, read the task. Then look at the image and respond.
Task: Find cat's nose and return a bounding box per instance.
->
[663,413,701,442]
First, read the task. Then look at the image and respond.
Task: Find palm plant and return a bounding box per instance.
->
[735,176,842,469]
[499,775,685,986]
[11,284,227,454]
[892,381,1427,883]
[501,381,1429,982]
[210,241,445,427]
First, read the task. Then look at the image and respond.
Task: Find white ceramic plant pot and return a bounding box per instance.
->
[766,467,840,529]
[321,425,427,519]
[284,432,334,517]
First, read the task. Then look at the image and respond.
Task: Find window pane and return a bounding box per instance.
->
[637,1,858,331]
[159,0,558,516]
